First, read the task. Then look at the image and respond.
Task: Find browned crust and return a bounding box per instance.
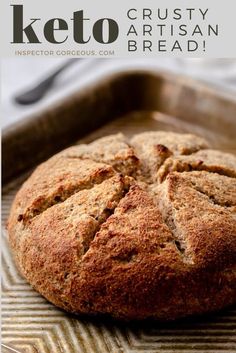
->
[8,132,236,320]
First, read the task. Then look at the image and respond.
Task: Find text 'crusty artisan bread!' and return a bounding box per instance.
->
[8,131,236,320]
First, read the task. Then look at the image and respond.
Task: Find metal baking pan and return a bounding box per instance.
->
[2,69,236,353]
[2,69,236,183]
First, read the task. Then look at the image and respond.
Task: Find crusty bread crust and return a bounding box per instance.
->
[8,131,236,320]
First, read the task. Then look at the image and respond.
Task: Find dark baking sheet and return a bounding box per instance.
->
[2,69,236,353]
[2,69,236,183]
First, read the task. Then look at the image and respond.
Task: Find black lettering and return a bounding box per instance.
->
[208,24,218,36]
[127,8,137,20]
[172,40,182,51]
[128,40,137,51]
[188,40,198,51]
[192,25,203,36]
[127,24,138,36]
[143,9,152,20]
[157,9,168,20]
[179,25,187,36]
[158,40,167,51]
[11,5,41,43]
[72,10,91,44]
[173,9,181,20]
[93,18,119,44]
[143,25,152,36]
[157,24,165,36]
[199,8,209,20]
[143,40,152,51]
[44,19,68,44]
[186,8,195,20]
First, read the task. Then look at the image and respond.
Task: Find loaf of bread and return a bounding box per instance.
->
[8,131,236,320]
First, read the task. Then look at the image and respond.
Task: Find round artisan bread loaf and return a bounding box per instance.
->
[8,131,236,320]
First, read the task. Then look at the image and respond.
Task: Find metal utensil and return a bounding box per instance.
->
[14,59,79,105]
